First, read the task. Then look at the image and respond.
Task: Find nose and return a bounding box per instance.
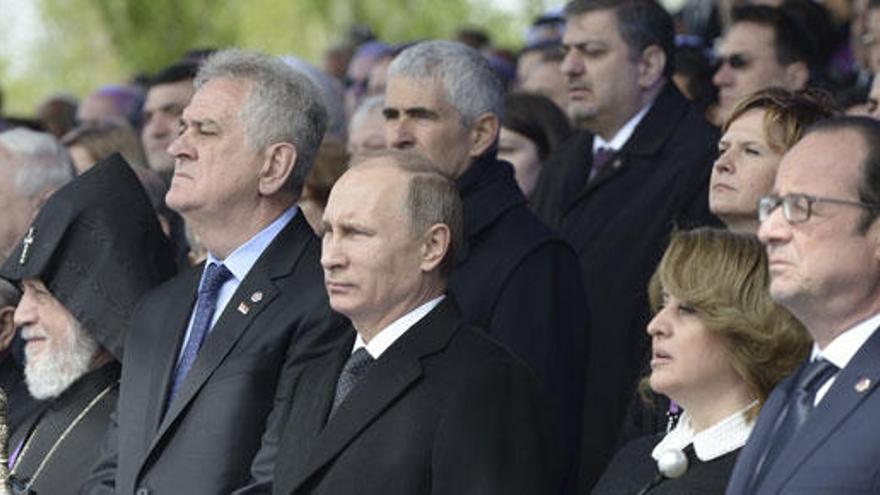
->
[560,48,583,78]
[713,148,735,174]
[13,288,38,329]
[646,308,670,338]
[757,202,790,246]
[320,234,346,272]
[713,63,732,88]
[387,119,414,150]
[167,128,194,162]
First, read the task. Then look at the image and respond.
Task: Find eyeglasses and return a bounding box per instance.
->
[715,53,750,70]
[758,194,880,223]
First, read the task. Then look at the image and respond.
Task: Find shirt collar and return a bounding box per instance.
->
[352,296,445,359]
[811,312,880,370]
[652,401,757,462]
[204,205,299,284]
[592,102,653,153]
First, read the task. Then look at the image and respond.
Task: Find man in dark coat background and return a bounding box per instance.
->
[383,40,588,476]
[0,155,176,494]
[530,0,720,490]
[271,150,561,494]
[82,49,348,494]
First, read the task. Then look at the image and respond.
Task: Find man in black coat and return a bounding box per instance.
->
[0,155,177,494]
[82,50,348,494]
[271,151,560,494]
[383,40,588,475]
[530,0,720,490]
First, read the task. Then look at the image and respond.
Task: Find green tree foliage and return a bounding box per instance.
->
[1,0,552,116]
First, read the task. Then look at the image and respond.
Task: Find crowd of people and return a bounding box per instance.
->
[0,0,879,493]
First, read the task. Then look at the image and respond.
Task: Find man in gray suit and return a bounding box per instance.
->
[83,49,347,494]
[726,116,880,494]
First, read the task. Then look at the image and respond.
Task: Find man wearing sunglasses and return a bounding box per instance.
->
[713,5,813,125]
[726,116,880,494]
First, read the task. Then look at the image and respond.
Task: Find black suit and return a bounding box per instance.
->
[449,156,588,473]
[83,213,348,494]
[271,297,562,495]
[531,83,721,491]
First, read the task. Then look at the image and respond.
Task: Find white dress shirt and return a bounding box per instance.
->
[352,296,445,359]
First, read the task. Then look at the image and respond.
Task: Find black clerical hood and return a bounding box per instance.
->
[0,153,177,359]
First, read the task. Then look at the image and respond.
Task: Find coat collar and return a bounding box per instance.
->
[456,156,527,259]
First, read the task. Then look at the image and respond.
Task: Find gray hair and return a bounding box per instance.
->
[0,128,75,198]
[0,279,19,308]
[195,49,329,197]
[387,40,503,127]
[352,149,463,277]
[348,95,384,137]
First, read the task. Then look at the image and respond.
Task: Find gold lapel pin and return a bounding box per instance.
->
[855,377,871,393]
[237,302,250,315]
[250,291,263,303]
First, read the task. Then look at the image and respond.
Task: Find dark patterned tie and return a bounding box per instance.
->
[167,263,233,408]
[590,146,615,181]
[329,348,375,418]
[749,358,838,490]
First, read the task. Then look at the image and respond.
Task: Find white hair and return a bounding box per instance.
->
[0,128,74,197]
[195,49,329,197]
[387,40,503,127]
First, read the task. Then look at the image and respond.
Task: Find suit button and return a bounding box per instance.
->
[136,489,151,495]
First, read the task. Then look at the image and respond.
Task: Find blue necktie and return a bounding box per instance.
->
[167,262,233,408]
[749,358,838,490]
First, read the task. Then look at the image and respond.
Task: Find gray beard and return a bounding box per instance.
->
[22,320,99,400]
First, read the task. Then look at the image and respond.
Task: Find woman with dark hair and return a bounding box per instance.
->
[710,87,837,233]
[498,92,571,198]
[594,228,810,494]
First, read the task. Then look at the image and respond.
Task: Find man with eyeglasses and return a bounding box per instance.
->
[726,116,880,494]
[712,5,813,126]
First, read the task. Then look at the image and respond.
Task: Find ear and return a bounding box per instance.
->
[258,142,298,196]
[637,45,667,89]
[783,61,810,91]
[0,306,15,353]
[419,223,451,273]
[467,113,500,158]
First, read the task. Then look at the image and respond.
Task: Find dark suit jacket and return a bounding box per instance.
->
[8,363,119,495]
[449,156,588,473]
[270,297,562,495]
[82,213,348,494]
[726,328,880,494]
[531,82,720,492]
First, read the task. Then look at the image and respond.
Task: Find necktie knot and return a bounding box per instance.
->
[330,348,375,419]
[200,263,233,297]
[591,146,616,180]
[799,358,838,394]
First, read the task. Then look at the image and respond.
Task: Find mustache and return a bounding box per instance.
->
[20,324,47,340]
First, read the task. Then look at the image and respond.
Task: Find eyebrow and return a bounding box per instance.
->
[383,106,440,120]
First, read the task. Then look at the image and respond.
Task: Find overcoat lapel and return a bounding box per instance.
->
[759,328,880,492]
[286,299,461,493]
